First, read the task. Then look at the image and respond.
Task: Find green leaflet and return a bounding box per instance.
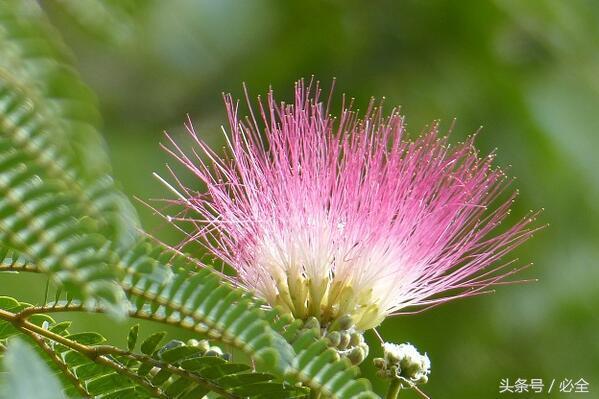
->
[0,338,65,399]
[128,324,140,351]
[0,296,53,340]
[141,331,168,355]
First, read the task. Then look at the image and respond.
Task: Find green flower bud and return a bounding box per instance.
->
[346,345,367,365]
[205,346,224,357]
[338,331,351,350]
[330,349,341,362]
[326,331,341,347]
[349,332,364,347]
[196,339,211,353]
[330,314,354,331]
[303,316,320,331]
[359,342,370,359]
[376,369,388,378]
[373,357,386,369]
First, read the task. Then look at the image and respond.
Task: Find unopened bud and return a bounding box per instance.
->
[205,346,224,357]
[325,331,341,347]
[330,314,354,331]
[196,339,211,353]
[338,331,351,350]
[359,342,370,359]
[346,345,367,365]
[373,357,386,369]
[303,316,320,331]
[349,332,364,347]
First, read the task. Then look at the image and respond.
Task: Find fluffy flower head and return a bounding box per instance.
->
[381,342,431,384]
[163,80,539,330]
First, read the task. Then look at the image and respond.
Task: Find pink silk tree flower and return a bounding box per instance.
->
[161,80,540,331]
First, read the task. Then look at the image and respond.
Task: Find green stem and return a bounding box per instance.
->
[386,379,402,399]
[23,328,90,398]
[309,388,322,399]
[0,307,246,399]
[0,308,167,398]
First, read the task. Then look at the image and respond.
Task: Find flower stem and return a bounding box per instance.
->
[386,380,402,399]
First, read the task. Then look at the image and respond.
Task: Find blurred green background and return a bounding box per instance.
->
[2,0,598,397]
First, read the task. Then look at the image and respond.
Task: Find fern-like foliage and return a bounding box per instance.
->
[118,243,377,398]
[0,241,378,398]
[0,296,308,398]
[0,0,140,307]
[0,1,382,398]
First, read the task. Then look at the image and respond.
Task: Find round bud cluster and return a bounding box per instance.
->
[373,342,430,387]
[302,314,370,365]
[153,339,231,361]
[148,339,231,382]
[186,339,231,360]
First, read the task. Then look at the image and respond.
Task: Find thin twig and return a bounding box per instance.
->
[94,346,244,399]
[23,329,90,398]
[5,306,249,399]
[413,385,431,399]
[0,264,40,273]
[0,308,167,399]
[398,377,431,399]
